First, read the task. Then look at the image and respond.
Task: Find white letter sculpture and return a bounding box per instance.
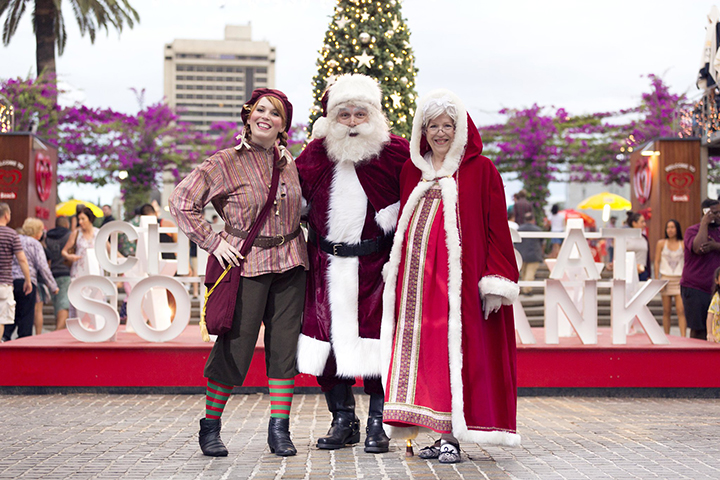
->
[66,275,119,343]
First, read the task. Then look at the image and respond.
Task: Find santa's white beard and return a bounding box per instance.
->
[325,116,390,164]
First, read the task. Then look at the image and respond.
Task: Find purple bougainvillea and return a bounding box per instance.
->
[1,75,307,212]
[479,74,692,212]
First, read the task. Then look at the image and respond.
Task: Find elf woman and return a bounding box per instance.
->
[169,89,308,457]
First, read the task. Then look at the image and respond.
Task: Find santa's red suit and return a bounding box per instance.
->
[295,115,408,381]
[295,74,410,454]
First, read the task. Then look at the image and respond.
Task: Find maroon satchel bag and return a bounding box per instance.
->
[200,151,281,340]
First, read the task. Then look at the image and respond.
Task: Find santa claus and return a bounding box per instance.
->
[295,74,410,453]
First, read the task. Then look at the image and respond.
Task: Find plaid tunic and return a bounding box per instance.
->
[169,144,307,277]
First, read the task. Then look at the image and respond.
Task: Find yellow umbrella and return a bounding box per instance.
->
[56,199,104,218]
[577,192,631,211]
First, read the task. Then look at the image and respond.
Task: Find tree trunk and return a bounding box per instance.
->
[34,0,57,81]
[34,0,58,132]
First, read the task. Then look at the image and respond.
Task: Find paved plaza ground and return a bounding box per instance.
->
[2,392,719,479]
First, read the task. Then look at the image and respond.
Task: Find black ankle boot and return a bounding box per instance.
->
[267,417,297,456]
[199,418,228,457]
[364,393,390,453]
[317,384,360,449]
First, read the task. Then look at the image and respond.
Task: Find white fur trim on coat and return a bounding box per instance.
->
[324,161,383,378]
[380,180,434,388]
[479,275,520,306]
[296,334,331,376]
[384,424,520,447]
[374,201,400,234]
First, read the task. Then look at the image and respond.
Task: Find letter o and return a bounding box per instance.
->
[126,276,190,342]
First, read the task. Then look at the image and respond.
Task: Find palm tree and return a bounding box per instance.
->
[1,0,139,82]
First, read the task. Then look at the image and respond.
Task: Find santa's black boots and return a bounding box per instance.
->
[364,393,390,453]
[317,384,361,449]
[199,418,228,456]
[267,417,297,456]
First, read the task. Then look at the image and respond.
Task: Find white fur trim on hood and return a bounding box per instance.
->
[409,89,468,181]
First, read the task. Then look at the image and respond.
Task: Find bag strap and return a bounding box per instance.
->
[237,149,281,260]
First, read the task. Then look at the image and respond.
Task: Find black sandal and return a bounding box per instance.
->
[438,440,461,464]
[418,439,442,459]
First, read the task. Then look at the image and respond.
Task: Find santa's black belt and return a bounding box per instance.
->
[308,226,392,257]
[224,224,302,248]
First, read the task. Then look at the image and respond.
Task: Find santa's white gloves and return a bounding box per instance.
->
[483,294,503,320]
[214,238,241,269]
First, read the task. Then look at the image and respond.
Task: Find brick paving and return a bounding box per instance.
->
[1,393,719,479]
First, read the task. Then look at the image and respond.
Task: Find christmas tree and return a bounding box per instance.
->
[308,0,418,138]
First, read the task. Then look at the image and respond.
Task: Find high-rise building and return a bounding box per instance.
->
[163,24,276,131]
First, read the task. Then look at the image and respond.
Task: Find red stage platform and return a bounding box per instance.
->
[1,327,719,391]
[0,326,322,391]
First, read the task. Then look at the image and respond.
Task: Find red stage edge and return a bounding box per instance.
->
[2,327,720,395]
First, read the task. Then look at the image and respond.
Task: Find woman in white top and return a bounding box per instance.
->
[625,212,650,281]
[62,207,99,278]
[61,207,100,319]
[654,219,686,337]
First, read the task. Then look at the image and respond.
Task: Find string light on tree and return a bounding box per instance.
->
[308,0,419,138]
[0,95,14,133]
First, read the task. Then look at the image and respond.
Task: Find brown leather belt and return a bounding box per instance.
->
[224,224,302,248]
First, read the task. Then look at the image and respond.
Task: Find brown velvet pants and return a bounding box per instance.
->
[204,267,306,386]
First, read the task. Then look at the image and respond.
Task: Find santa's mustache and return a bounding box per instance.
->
[332,122,374,139]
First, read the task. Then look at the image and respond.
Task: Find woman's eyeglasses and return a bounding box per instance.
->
[426,124,455,133]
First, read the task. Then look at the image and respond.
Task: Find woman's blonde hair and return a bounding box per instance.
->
[20,217,44,238]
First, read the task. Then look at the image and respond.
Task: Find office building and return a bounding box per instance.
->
[163,24,276,131]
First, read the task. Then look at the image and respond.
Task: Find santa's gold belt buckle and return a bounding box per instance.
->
[332,244,341,255]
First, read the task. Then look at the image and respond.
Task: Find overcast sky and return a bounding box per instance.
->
[0,0,715,204]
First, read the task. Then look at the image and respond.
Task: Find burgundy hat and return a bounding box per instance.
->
[241,88,293,132]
